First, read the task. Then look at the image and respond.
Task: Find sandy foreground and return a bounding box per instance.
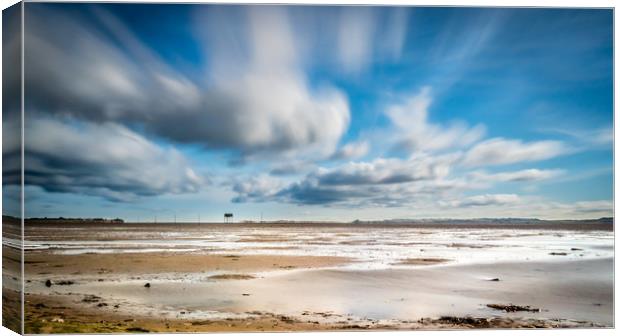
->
[23,253,356,333]
[2,246,22,333]
[14,222,615,333]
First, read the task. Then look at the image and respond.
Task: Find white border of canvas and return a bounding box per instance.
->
[0,1,615,335]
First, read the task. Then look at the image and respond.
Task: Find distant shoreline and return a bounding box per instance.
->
[15,217,614,231]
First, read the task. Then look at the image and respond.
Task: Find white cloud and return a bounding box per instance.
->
[26,6,350,160]
[231,152,610,218]
[234,153,461,206]
[330,141,370,160]
[338,7,376,73]
[462,138,567,167]
[316,153,456,187]
[226,80,576,212]
[23,117,205,202]
[196,6,351,158]
[381,8,409,60]
[445,194,521,208]
[269,161,316,176]
[231,175,284,203]
[386,87,486,152]
[469,168,564,184]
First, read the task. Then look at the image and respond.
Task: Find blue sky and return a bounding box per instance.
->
[7,4,612,221]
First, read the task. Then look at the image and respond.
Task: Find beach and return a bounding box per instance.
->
[21,221,613,333]
[2,216,22,333]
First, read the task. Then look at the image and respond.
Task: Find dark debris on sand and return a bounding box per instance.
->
[125,327,150,333]
[44,279,75,287]
[434,316,495,328]
[81,295,102,303]
[487,303,541,313]
[426,316,562,328]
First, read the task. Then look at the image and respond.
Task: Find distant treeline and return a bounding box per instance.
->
[3,215,613,226]
[5,216,124,223]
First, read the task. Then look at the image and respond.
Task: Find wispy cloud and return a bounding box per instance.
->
[337,7,376,74]
[469,169,564,184]
[381,8,409,61]
[462,138,568,167]
[443,194,521,208]
[386,87,486,152]
[426,10,504,92]
[542,126,613,148]
[261,6,411,75]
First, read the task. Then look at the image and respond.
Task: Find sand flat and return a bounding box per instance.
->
[25,258,613,330]
[22,222,614,332]
[25,252,353,277]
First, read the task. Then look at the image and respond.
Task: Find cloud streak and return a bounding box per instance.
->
[469,169,564,184]
[338,7,376,74]
[25,5,350,160]
[22,118,205,202]
[445,194,521,208]
[463,138,568,167]
[386,87,486,152]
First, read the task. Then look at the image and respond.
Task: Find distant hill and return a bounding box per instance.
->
[351,217,613,225]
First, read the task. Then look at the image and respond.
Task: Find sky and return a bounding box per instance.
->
[2,4,613,221]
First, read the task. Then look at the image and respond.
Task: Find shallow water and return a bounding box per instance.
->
[25,225,613,269]
[24,224,614,326]
[27,258,613,325]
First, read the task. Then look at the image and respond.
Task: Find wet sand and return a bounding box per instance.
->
[22,222,614,332]
[25,252,352,277]
[394,258,450,265]
[24,258,613,333]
